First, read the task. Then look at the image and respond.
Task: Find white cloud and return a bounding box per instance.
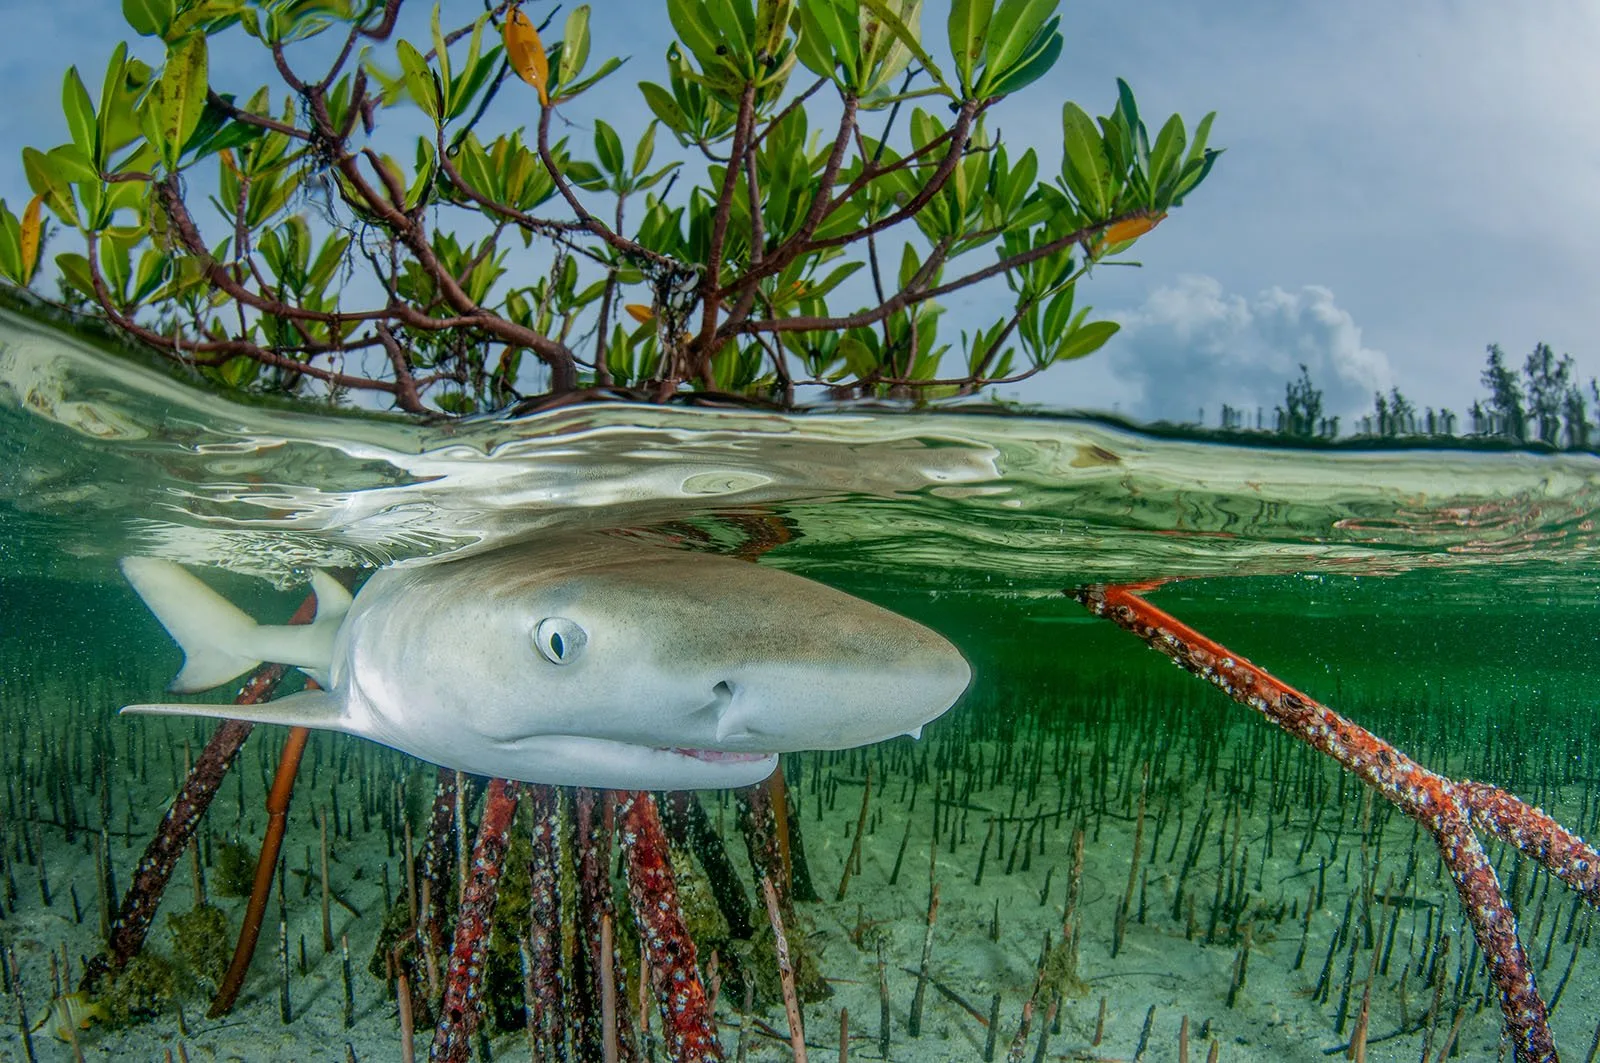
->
[1098,275,1393,424]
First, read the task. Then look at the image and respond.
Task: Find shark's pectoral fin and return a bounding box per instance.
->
[120,689,346,732]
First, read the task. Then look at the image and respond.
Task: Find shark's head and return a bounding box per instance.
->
[371,544,973,790]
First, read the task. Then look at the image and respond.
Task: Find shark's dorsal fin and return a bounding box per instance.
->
[120,689,345,731]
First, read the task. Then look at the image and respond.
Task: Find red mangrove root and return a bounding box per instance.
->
[1075,583,1600,1063]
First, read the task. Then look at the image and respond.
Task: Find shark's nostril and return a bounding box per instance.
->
[713,680,734,702]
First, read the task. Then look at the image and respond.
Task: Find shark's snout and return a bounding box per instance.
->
[699,622,971,753]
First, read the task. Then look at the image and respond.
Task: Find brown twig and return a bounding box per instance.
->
[761,876,808,1063]
[835,767,872,902]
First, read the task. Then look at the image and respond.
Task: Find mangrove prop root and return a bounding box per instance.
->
[777,767,821,903]
[80,593,318,991]
[737,781,793,919]
[618,791,724,1062]
[209,721,312,1016]
[419,767,463,951]
[768,770,794,895]
[524,784,565,1059]
[573,788,637,1062]
[1074,583,1574,1063]
[429,777,521,1063]
[662,792,756,938]
[1455,781,1600,908]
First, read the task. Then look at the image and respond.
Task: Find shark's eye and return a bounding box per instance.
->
[533,617,587,665]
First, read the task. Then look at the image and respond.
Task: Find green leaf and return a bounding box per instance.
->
[554,55,626,102]
[981,0,1055,82]
[593,119,624,178]
[97,43,133,160]
[859,0,951,94]
[797,0,858,84]
[639,81,691,135]
[1116,77,1141,143]
[122,0,175,37]
[156,34,209,171]
[62,68,98,163]
[215,356,261,389]
[559,4,592,87]
[444,41,502,122]
[55,252,96,297]
[191,114,268,158]
[1147,112,1185,194]
[947,0,992,95]
[980,20,1059,97]
[1041,285,1074,342]
[1056,318,1118,362]
[668,0,726,71]
[632,121,657,179]
[1172,147,1221,203]
[48,144,101,185]
[430,5,452,95]
[1059,101,1108,218]
[0,201,22,284]
[23,147,77,224]
[1187,111,1215,165]
[837,334,878,377]
[396,39,441,120]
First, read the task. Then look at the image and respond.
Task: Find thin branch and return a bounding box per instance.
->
[731,93,858,292]
[204,90,311,141]
[269,39,308,95]
[318,0,407,91]
[690,80,759,377]
[88,233,395,389]
[808,98,980,251]
[535,104,677,271]
[749,77,828,151]
[731,210,1151,336]
[375,322,427,413]
[435,149,592,240]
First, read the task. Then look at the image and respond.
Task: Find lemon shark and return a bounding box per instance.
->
[119,537,971,789]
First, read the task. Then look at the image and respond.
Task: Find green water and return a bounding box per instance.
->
[1,297,1597,1060]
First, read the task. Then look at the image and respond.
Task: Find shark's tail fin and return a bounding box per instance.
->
[120,558,350,692]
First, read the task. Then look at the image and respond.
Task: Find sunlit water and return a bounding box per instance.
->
[1,292,1597,1061]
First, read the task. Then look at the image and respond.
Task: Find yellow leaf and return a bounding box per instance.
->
[1093,212,1166,255]
[624,303,654,323]
[219,148,238,174]
[20,194,43,285]
[504,5,550,105]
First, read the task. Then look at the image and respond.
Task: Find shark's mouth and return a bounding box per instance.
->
[665,747,772,763]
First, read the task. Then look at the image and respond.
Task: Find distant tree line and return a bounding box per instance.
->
[1205,342,1597,448]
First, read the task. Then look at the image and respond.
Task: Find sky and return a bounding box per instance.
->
[2,1,1598,425]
